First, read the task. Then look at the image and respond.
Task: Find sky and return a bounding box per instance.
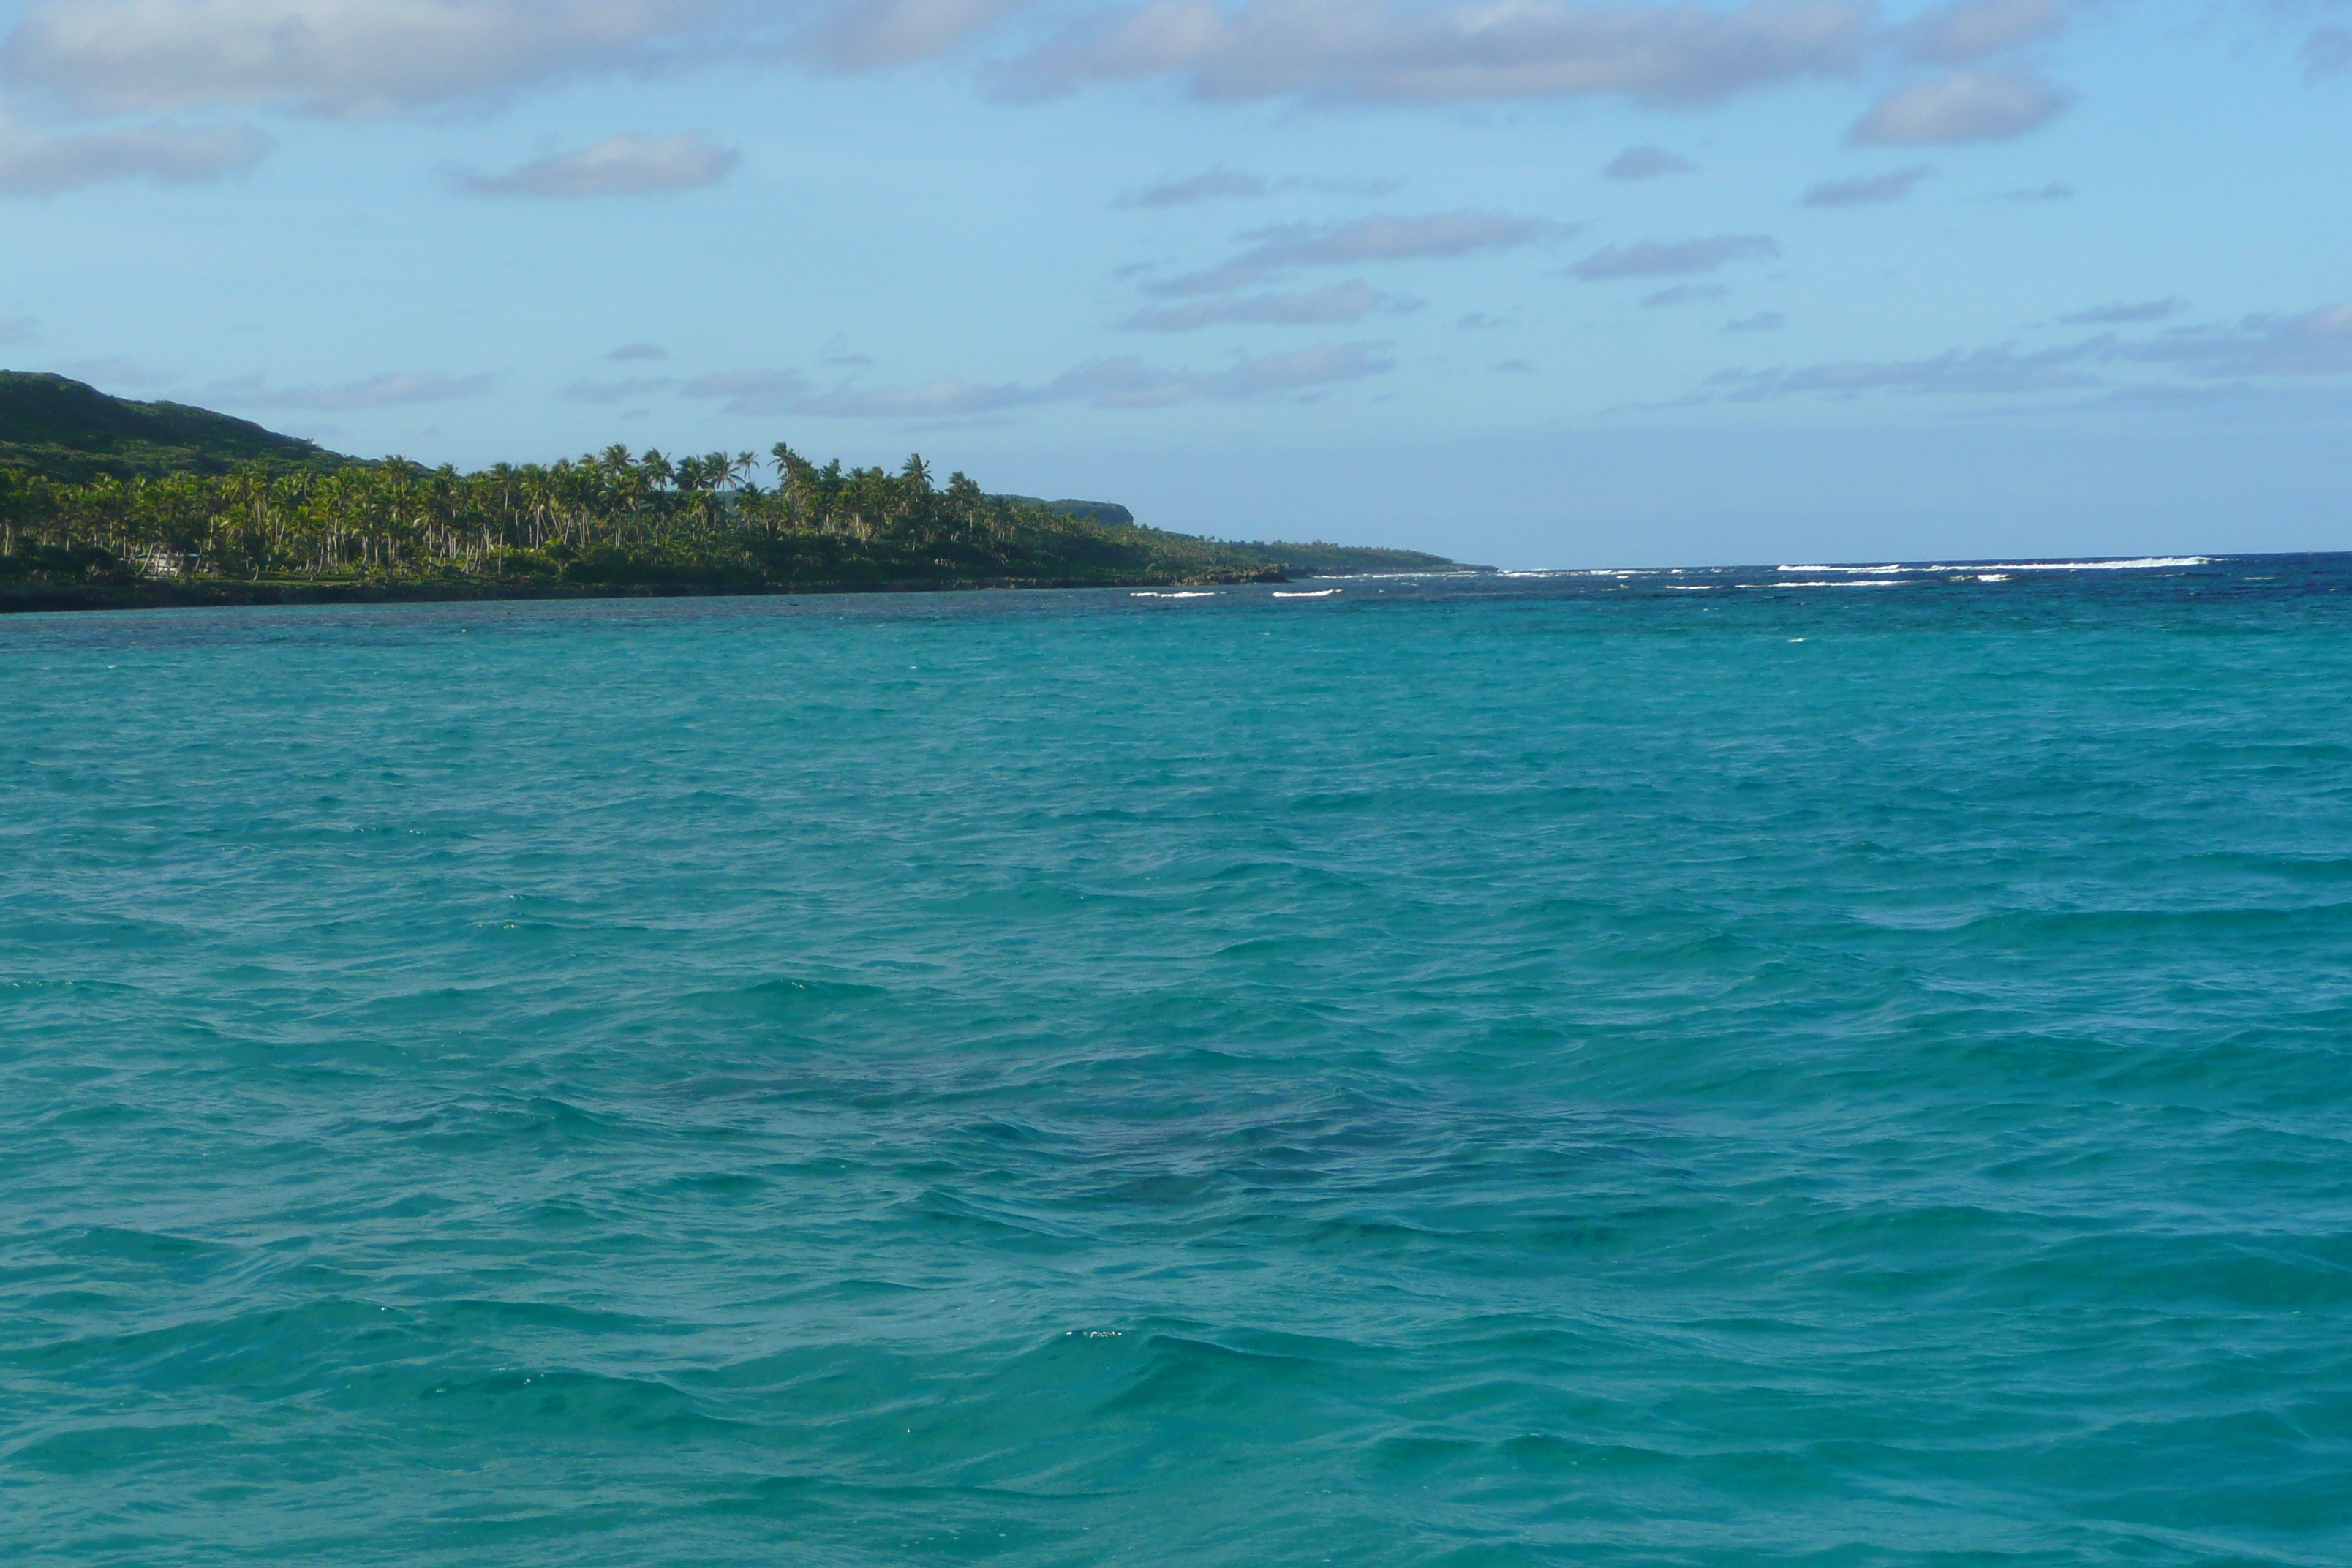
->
[0,0,2347,567]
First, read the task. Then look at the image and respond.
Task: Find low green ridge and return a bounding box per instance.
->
[0,373,1469,608]
[1231,540,1464,575]
[0,372,352,483]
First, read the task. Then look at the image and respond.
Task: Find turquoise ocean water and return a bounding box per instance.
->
[6,557,2351,1566]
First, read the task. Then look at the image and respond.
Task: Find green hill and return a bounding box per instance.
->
[0,372,353,483]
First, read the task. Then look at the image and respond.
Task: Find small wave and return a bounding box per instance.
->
[1273,589,1341,598]
[1778,564,1907,574]
[1747,580,1904,589]
[1131,591,1217,598]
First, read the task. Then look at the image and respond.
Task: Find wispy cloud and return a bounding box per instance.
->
[208,369,498,410]
[1803,165,1931,206]
[1570,233,1779,280]
[1125,167,1270,206]
[806,0,1029,71]
[1602,144,1695,179]
[0,114,268,194]
[1898,0,2073,65]
[1120,280,1416,330]
[47,358,180,388]
[1153,209,1567,294]
[1708,342,2097,400]
[1,0,709,118]
[461,132,735,197]
[1725,310,1785,331]
[564,375,676,404]
[1118,167,1405,206]
[682,342,1393,417]
[0,317,38,345]
[607,342,668,361]
[2059,298,2182,325]
[1640,283,1730,307]
[2118,302,2352,380]
[1850,70,2069,144]
[2302,26,2352,84]
[1691,299,2352,405]
[992,0,1874,107]
[2003,180,2073,201]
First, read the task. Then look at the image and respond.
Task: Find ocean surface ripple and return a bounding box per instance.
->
[7,558,2351,1566]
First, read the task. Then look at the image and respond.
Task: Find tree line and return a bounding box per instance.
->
[0,443,1254,587]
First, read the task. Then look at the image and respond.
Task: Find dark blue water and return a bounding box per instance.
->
[7,556,2351,1566]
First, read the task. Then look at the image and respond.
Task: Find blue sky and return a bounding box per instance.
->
[1,0,2347,566]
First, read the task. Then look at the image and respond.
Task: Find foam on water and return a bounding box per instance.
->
[7,557,2352,1567]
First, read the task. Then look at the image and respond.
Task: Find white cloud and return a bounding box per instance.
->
[3,0,705,117]
[208,369,498,409]
[0,114,268,193]
[681,341,1392,416]
[1898,0,2070,65]
[1569,233,1779,279]
[1802,164,1930,206]
[1849,69,2068,144]
[1153,209,1565,294]
[461,132,736,196]
[1120,280,1413,329]
[1603,144,1695,178]
[992,0,1873,107]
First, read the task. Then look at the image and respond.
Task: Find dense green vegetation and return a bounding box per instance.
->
[0,373,1466,609]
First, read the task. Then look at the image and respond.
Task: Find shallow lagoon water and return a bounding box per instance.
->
[6,558,2351,1565]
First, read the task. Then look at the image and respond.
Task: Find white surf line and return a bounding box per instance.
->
[1929,557,2216,572]
[1780,556,2215,575]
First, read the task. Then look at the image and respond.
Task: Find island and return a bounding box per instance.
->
[0,373,1471,612]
